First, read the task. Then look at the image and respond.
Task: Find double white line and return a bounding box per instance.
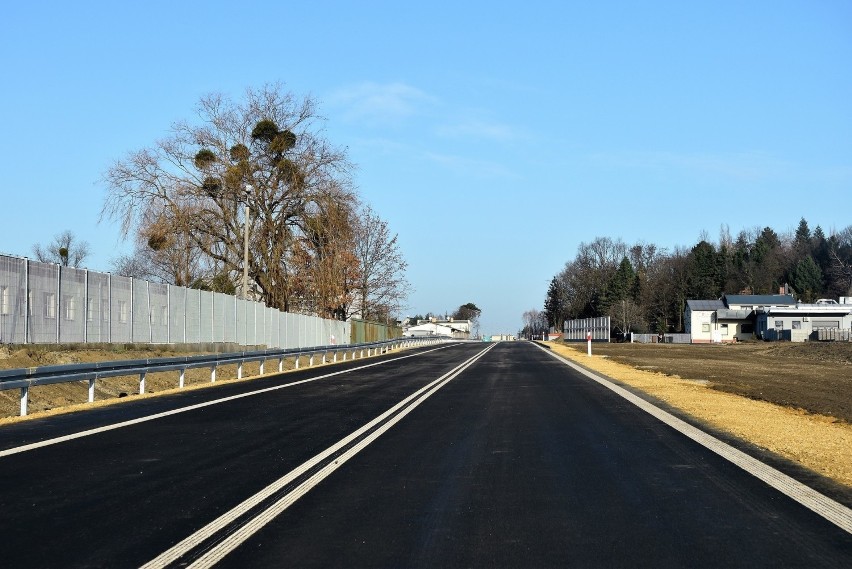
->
[143,343,495,568]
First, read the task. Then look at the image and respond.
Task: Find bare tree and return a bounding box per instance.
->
[101,84,354,312]
[351,205,411,323]
[289,191,361,319]
[521,308,548,339]
[827,226,852,296]
[109,203,213,287]
[32,230,90,267]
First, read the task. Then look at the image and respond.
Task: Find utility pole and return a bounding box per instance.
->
[243,185,252,300]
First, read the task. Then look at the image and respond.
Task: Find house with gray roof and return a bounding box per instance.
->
[686,293,852,342]
[685,294,796,343]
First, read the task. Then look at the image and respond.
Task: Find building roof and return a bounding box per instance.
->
[764,304,852,316]
[716,309,754,320]
[724,294,796,307]
[686,299,725,311]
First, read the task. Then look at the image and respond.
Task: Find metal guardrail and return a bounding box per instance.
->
[0,337,448,417]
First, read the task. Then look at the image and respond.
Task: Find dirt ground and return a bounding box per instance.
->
[576,341,852,423]
[548,340,851,501]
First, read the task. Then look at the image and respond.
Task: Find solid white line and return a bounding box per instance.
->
[0,344,456,459]
[535,342,852,535]
[142,343,495,569]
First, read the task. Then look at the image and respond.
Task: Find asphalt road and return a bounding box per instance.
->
[0,341,849,568]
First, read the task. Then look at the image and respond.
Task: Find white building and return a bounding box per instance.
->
[403,319,472,339]
[756,298,852,341]
[685,294,852,343]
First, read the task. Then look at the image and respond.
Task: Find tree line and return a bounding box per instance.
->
[99,84,409,323]
[538,220,852,336]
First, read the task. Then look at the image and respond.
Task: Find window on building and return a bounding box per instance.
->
[0,286,8,315]
[44,292,56,319]
[775,320,783,330]
[792,321,801,330]
[720,324,729,335]
[702,323,710,332]
[63,296,76,321]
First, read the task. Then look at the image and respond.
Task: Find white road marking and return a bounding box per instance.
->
[0,345,456,458]
[536,342,852,535]
[142,343,495,569]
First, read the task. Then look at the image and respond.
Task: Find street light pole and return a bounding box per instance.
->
[243,185,252,300]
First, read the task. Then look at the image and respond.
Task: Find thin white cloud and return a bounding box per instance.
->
[327,82,435,125]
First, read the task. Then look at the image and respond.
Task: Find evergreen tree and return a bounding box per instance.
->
[543,277,565,331]
[752,227,783,293]
[790,256,823,302]
[794,218,811,251]
[686,240,721,299]
[609,257,637,302]
[811,225,832,279]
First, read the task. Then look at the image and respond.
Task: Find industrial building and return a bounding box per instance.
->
[685,294,852,343]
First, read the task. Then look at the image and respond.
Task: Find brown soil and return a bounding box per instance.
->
[581,341,852,422]
[548,340,852,498]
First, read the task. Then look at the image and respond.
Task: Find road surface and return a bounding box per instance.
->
[0,341,849,567]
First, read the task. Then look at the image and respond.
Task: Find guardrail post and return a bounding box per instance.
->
[139,372,146,395]
[309,354,314,367]
[278,357,283,372]
[260,359,265,375]
[342,351,347,361]
[20,386,28,417]
[238,361,243,379]
[179,367,186,389]
[295,355,300,369]
[88,378,95,403]
[322,352,327,364]
[211,365,217,383]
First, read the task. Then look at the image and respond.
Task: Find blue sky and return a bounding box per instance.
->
[1,1,850,336]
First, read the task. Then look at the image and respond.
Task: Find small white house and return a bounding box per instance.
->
[685,299,726,343]
[685,294,796,343]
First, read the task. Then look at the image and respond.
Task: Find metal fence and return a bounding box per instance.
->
[563,316,611,342]
[630,333,692,344]
[0,254,348,348]
[350,319,402,344]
